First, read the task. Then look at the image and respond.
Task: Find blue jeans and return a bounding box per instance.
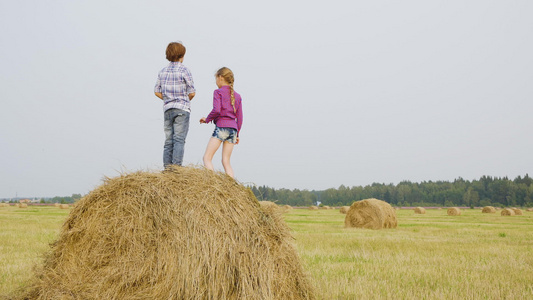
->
[163,108,190,167]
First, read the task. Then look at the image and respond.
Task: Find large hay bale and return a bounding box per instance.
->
[447,207,461,216]
[17,167,314,300]
[414,207,426,214]
[309,206,318,210]
[482,206,496,213]
[344,198,397,230]
[501,208,515,216]
[512,208,523,215]
[339,206,350,214]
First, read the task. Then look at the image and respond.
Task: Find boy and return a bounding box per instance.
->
[154,42,196,167]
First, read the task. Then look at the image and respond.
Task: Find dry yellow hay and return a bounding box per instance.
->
[501,208,515,216]
[339,206,350,214]
[18,203,28,208]
[15,166,314,300]
[59,204,70,209]
[482,206,496,213]
[447,207,461,216]
[309,206,318,210]
[344,198,397,230]
[54,203,60,207]
[414,207,426,214]
[512,208,523,215]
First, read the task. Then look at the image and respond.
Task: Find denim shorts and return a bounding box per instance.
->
[212,126,237,144]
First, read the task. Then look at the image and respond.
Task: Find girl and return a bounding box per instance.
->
[199,67,243,178]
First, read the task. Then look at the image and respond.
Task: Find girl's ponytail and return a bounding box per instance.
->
[230,83,235,113]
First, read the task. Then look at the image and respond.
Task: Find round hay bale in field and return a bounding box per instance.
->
[482,206,496,213]
[54,203,60,207]
[321,206,330,210]
[512,208,523,215]
[501,208,515,216]
[0,203,9,207]
[526,208,533,212]
[282,205,293,211]
[414,207,426,214]
[309,206,318,210]
[339,206,350,214]
[18,203,28,208]
[18,167,314,300]
[59,204,70,209]
[447,207,461,216]
[344,198,397,230]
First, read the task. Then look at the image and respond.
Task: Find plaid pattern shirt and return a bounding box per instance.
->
[154,62,196,112]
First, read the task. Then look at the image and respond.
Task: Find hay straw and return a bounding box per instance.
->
[447,207,461,216]
[512,208,523,215]
[482,206,496,213]
[501,208,515,216]
[414,207,426,214]
[339,206,350,214]
[344,198,397,230]
[16,166,314,300]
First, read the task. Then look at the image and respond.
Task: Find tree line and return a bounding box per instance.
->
[249,174,533,208]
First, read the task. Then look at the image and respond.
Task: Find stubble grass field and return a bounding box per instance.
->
[1,205,532,299]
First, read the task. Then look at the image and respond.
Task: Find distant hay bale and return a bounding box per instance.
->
[482,206,496,213]
[512,208,523,215]
[414,207,426,214]
[344,198,397,230]
[527,208,533,212]
[17,167,314,300]
[18,203,28,208]
[0,203,9,207]
[339,206,350,214]
[282,205,292,211]
[447,207,461,216]
[59,204,70,209]
[309,206,318,210]
[54,203,60,207]
[321,206,331,210]
[501,208,515,216]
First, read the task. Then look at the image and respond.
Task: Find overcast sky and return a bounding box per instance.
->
[1,1,532,198]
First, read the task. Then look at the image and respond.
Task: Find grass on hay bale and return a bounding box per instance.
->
[501,208,515,216]
[482,206,496,213]
[512,208,523,215]
[344,198,397,230]
[339,206,350,214]
[447,207,461,216]
[16,166,314,300]
[414,207,426,214]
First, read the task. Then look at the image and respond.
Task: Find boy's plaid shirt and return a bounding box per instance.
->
[155,62,196,112]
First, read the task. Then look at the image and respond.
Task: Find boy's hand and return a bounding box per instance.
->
[199,117,207,124]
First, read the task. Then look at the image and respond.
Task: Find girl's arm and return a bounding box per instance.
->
[204,90,222,123]
[236,99,243,136]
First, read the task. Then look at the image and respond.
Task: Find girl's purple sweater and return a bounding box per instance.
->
[205,85,243,136]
